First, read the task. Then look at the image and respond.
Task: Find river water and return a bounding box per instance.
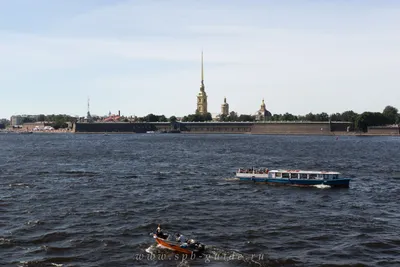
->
[0,133,399,267]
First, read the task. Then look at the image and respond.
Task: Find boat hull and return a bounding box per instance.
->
[236,175,350,188]
[153,236,194,255]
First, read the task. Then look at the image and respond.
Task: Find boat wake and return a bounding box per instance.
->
[146,243,175,254]
[223,177,240,181]
[313,184,331,189]
[144,243,301,266]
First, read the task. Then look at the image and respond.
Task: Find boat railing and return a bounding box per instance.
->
[237,168,269,174]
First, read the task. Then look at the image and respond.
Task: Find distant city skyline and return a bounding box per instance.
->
[1,0,400,118]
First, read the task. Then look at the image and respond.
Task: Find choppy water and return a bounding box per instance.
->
[1,133,400,267]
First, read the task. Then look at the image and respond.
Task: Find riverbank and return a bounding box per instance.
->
[70,131,399,136]
[2,128,399,136]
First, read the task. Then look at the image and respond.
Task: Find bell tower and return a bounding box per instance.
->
[196,51,208,115]
[221,97,229,116]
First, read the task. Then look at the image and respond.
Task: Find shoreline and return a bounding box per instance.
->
[71,131,399,136]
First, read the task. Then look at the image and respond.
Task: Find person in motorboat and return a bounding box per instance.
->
[155,224,168,239]
[187,238,206,254]
[174,233,205,253]
[175,233,188,248]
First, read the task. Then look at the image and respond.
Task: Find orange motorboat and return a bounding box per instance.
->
[152,234,206,255]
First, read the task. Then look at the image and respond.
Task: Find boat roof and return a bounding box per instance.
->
[271,169,340,175]
[238,168,340,175]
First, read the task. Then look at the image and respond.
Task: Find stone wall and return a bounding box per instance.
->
[251,122,331,135]
[73,121,353,135]
[179,122,252,133]
[367,126,400,135]
[330,122,353,132]
[251,122,352,135]
[73,122,158,133]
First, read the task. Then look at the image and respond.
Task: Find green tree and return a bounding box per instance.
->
[341,110,358,123]
[218,114,227,122]
[305,113,316,121]
[315,112,329,121]
[297,115,307,121]
[38,114,45,122]
[330,113,342,121]
[238,114,256,121]
[41,114,76,129]
[183,113,212,122]
[144,114,158,122]
[382,105,398,124]
[228,111,238,121]
[157,115,167,122]
[183,114,197,122]
[270,114,282,121]
[169,116,177,123]
[281,112,296,121]
[355,112,390,132]
[52,121,68,129]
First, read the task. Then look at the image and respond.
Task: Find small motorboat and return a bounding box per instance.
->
[152,229,205,255]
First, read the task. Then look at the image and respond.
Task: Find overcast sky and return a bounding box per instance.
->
[1,0,399,118]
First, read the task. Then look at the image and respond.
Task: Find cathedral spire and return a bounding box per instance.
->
[200,50,204,90]
[201,50,204,81]
[196,51,208,115]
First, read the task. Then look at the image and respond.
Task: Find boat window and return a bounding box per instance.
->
[323,174,329,179]
[332,174,338,179]
[300,173,308,179]
[290,173,298,179]
[275,172,282,178]
[309,174,317,179]
[317,174,323,178]
[282,173,289,178]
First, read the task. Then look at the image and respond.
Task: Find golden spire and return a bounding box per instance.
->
[200,50,205,91]
[224,97,226,103]
[201,50,204,81]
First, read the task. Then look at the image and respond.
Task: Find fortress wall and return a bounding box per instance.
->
[251,122,331,135]
[153,123,172,132]
[74,122,157,133]
[73,121,355,135]
[330,122,353,132]
[181,122,252,133]
[367,126,400,135]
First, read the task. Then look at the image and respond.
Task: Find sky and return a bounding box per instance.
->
[1,0,400,118]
